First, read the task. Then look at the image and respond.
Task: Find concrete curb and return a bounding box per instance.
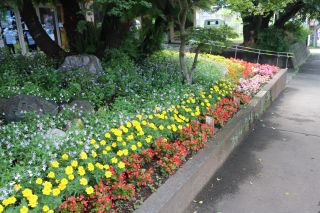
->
[134,69,288,213]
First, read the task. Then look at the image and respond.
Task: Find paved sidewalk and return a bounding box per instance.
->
[187,52,320,213]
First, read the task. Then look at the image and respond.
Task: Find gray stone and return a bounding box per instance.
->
[46,128,66,139]
[0,95,58,122]
[59,54,103,73]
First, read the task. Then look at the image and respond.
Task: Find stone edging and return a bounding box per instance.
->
[134,69,288,213]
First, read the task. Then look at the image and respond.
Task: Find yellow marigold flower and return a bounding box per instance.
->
[126,134,134,141]
[126,121,132,128]
[0,205,3,213]
[60,178,68,185]
[111,142,117,148]
[65,166,73,175]
[105,132,111,139]
[43,181,52,188]
[145,137,151,143]
[137,142,142,147]
[55,179,60,184]
[178,125,183,130]
[117,136,123,142]
[2,196,16,206]
[47,172,55,179]
[62,154,69,160]
[90,139,96,144]
[85,186,94,195]
[19,206,28,213]
[35,178,43,185]
[137,131,144,136]
[103,164,110,170]
[103,150,108,155]
[117,150,123,157]
[77,166,86,176]
[141,120,147,125]
[14,184,22,190]
[131,145,137,151]
[122,141,127,146]
[91,151,97,158]
[71,160,78,167]
[27,194,38,208]
[79,178,88,186]
[105,170,112,178]
[123,149,129,156]
[95,162,104,170]
[118,161,125,169]
[111,128,122,137]
[159,125,164,130]
[52,188,60,196]
[111,157,118,164]
[58,183,67,191]
[51,161,59,168]
[22,188,33,198]
[42,187,51,196]
[100,140,106,145]
[106,146,111,151]
[137,114,142,119]
[42,205,49,212]
[87,163,95,171]
[80,152,88,160]
[47,210,53,213]
[68,174,75,180]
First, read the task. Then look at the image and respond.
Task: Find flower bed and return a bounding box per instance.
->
[0,53,279,213]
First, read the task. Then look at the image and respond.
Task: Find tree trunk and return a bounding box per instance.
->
[20,0,66,60]
[96,7,132,58]
[60,0,85,53]
[168,18,175,43]
[191,46,199,73]
[242,14,272,45]
[139,16,166,56]
[178,0,192,84]
[274,1,305,29]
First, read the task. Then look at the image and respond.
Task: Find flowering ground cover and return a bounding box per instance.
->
[0,50,279,212]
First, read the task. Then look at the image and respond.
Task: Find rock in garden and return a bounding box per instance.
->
[45,128,66,139]
[58,54,103,73]
[0,95,58,122]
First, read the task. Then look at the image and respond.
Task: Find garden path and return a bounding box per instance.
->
[187,50,320,213]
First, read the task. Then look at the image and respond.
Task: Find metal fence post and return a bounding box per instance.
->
[257,50,261,64]
[285,53,289,69]
[234,46,238,59]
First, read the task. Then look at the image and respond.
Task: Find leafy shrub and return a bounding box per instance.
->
[285,21,309,44]
[256,27,290,52]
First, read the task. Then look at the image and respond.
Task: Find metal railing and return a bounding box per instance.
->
[207,41,294,69]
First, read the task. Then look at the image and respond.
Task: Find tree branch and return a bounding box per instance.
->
[274,0,305,28]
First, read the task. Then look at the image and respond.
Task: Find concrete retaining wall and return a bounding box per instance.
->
[135,69,288,213]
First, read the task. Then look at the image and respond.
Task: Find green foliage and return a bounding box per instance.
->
[188,25,238,53]
[256,27,290,52]
[256,22,309,52]
[222,0,295,15]
[285,21,310,44]
[75,21,101,54]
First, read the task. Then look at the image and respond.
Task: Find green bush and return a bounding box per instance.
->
[256,27,290,52]
[285,21,309,44]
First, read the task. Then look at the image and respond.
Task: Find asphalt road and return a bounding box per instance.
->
[187,52,320,213]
